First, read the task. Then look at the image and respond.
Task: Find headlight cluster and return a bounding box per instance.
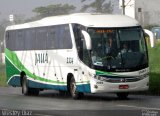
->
[136,73,149,80]
[94,75,107,81]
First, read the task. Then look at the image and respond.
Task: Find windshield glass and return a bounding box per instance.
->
[88,27,148,72]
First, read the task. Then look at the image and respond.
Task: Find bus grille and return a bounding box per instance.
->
[96,74,148,83]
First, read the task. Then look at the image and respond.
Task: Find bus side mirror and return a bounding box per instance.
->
[154,32,158,39]
[81,30,92,50]
[144,29,154,48]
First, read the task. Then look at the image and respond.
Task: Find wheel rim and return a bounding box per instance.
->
[70,78,76,97]
[22,78,27,94]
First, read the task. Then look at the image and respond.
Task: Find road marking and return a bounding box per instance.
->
[118,104,160,111]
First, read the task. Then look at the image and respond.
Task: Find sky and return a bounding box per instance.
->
[0,0,121,21]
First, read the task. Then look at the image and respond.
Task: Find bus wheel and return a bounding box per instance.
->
[69,77,83,99]
[22,76,39,96]
[22,76,30,95]
[117,92,129,100]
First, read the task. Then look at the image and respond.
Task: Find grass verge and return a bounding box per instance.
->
[0,64,7,86]
[148,42,160,95]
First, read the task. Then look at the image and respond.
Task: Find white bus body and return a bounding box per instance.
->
[5,13,149,99]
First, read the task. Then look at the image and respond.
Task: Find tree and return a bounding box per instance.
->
[0,24,5,52]
[32,4,76,18]
[81,0,113,13]
[0,25,5,42]
[0,19,10,42]
[14,14,26,24]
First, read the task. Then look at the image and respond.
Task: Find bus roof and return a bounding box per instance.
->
[6,13,140,30]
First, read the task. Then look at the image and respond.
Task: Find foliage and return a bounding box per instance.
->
[0,25,5,43]
[14,14,26,24]
[0,64,6,86]
[0,19,11,52]
[144,24,159,30]
[0,24,5,52]
[148,42,160,95]
[32,4,76,18]
[81,0,113,13]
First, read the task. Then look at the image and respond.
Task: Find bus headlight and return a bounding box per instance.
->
[137,73,149,80]
[94,75,107,81]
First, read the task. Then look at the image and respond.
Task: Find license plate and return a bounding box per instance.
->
[119,85,129,89]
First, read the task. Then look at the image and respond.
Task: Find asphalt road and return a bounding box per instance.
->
[0,87,160,116]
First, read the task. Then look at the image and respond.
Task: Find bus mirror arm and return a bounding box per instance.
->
[81,30,92,50]
[144,29,154,48]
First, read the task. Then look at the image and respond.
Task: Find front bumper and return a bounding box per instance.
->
[90,76,149,93]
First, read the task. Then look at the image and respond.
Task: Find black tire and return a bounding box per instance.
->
[69,77,83,99]
[22,76,39,96]
[117,92,129,100]
[22,76,29,95]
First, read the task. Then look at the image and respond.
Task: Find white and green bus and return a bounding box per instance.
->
[5,13,149,99]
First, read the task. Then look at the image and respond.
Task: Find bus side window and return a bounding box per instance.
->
[58,25,72,49]
[24,29,36,50]
[10,31,16,50]
[17,30,24,50]
[36,27,47,50]
[73,24,83,60]
[5,31,10,49]
[62,25,72,49]
[73,24,90,66]
[47,27,57,49]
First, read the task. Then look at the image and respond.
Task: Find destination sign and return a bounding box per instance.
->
[95,29,114,33]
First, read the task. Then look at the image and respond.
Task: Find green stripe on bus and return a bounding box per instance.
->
[5,48,89,85]
[96,70,117,76]
[5,48,66,85]
[5,56,20,82]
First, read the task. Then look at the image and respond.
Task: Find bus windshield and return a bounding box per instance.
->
[88,27,148,72]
